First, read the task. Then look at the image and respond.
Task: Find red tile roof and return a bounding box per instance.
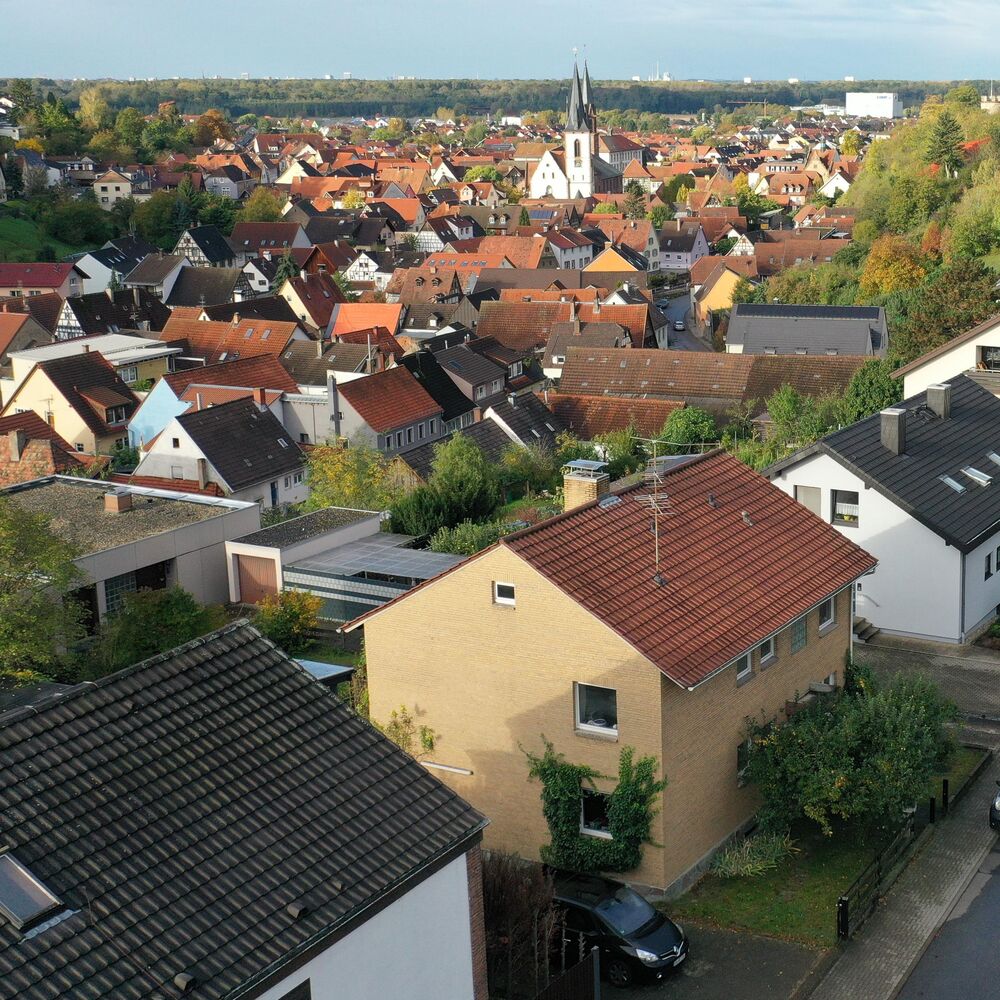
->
[328,303,403,338]
[163,355,299,394]
[543,393,684,439]
[338,366,442,432]
[160,316,301,365]
[0,263,76,289]
[504,451,876,687]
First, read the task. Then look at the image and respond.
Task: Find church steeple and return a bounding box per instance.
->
[565,61,590,132]
[581,60,594,115]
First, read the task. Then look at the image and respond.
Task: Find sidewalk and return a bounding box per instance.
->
[806,736,999,1000]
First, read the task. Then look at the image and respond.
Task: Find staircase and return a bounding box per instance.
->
[853,617,880,644]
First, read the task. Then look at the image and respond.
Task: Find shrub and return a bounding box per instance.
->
[711,831,799,878]
[429,519,508,555]
[255,589,322,652]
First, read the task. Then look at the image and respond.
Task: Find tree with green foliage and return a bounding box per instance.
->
[925,109,964,176]
[593,201,620,215]
[273,249,299,287]
[2,156,24,199]
[746,673,956,839]
[945,84,980,107]
[429,519,508,555]
[114,107,147,149]
[662,173,695,206]
[134,190,179,248]
[840,130,862,157]
[464,165,503,183]
[0,499,83,686]
[254,589,322,653]
[427,432,502,523]
[84,587,225,679]
[44,197,112,246]
[464,122,488,145]
[8,79,38,123]
[518,206,530,227]
[305,441,402,511]
[623,181,646,220]
[197,193,237,234]
[658,407,718,454]
[839,360,903,424]
[499,442,559,494]
[237,186,285,223]
[647,202,671,229]
[594,426,646,479]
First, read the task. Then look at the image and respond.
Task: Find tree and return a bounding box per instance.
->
[429,519,507,555]
[859,235,926,297]
[464,122,488,145]
[730,276,758,306]
[273,249,299,287]
[0,498,83,684]
[658,407,718,454]
[45,198,112,246]
[114,107,147,149]
[85,587,225,679]
[840,130,862,157]
[623,181,646,220]
[2,156,23,199]
[254,590,322,653]
[22,164,50,197]
[945,84,980,107]
[518,206,530,227]
[197,193,237,234]
[427,432,501,524]
[237,186,284,223]
[839,360,903,424]
[593,202,621,215]
[925,109,964,176]
[77,87,111,131]
[192,109,235,147]
[134,190,179,248]
[341,188,366,210]
[647,203,671,229]
[8,79,38,124]
[390,486,450,536]
[463,165,503,183]
[305,441,402,511]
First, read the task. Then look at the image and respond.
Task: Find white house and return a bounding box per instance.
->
[768,377,1000,643]
[895,315,1000,397]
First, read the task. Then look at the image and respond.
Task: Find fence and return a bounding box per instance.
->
[836,749,993,940]
[535,949,600,1000]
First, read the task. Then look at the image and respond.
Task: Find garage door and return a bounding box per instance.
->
[237,555,278,604]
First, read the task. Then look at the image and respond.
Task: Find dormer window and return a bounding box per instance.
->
[106,405,128,425]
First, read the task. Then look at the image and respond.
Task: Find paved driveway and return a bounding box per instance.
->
[617,924,823,1000]
[896,843,1000,1000]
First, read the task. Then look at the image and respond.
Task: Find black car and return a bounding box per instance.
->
[552,870,688,988]
[990,780,1000,830]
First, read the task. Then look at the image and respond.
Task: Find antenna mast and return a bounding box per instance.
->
[634,437,674,585]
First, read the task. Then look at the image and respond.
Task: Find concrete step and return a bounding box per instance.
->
[858,625,881,643]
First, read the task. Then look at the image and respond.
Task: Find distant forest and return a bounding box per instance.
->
[0,77,971,120]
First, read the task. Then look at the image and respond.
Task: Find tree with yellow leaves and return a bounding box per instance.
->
[305,441,403,513]
[858,234,926,297]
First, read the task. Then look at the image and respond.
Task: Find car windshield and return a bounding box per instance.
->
[594,886,659,937]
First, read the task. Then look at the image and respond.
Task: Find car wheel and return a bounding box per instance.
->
[607,958,634,989]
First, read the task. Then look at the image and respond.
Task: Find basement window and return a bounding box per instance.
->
[0,853,62,931]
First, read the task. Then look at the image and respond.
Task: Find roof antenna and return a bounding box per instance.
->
[635,437,675,586]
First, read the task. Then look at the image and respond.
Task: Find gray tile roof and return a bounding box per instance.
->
[0,622,485,999]
[768,375,1000,551]
[727,303,888,356]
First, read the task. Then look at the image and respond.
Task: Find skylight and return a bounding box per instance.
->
[988,451,1000,469]
[963,467,993,487]
[0,853,62,930]
[940,475,967,494]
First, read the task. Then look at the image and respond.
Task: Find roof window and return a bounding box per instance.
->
[0,853,62,930]
[963,467,992,487]
[940,475,967,494]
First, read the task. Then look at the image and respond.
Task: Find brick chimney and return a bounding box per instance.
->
[563,461,610,512]
[104,488,133,514]
[8,429,26,461]
[254,386,268,410]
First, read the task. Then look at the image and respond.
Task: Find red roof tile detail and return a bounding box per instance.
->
[163,355,299,394]
[338,367,442,432]
[543,393,684,439]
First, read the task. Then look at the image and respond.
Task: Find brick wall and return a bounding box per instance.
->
[0,439,72,487]
[466,844,488,1000]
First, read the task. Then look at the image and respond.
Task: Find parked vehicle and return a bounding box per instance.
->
[673,319,686,332]
[654,298,671,309]
[990,780,1000,829]
[552,870,688,988]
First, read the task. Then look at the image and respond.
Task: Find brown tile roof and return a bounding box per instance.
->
[543,393,684,439]
[328,303,403,338]
[0,292,64,334]
[475,301,572,352]
[690,255,758,287]
[163,355,299,394]
[447,236,545,269]
[0,313,32,356]
[504,451,876,687]
[338,366,442,432]
[743,354,869,404]
[499,287,603,303]
[281,271,347,328]
[160,316,301,365]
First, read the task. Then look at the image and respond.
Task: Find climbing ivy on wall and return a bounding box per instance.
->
[523,739,667,873]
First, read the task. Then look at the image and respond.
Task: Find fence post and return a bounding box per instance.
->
[836,895,850,940]
[591,946,601,1000]
[929,796,936,824]
[942,778,950,815]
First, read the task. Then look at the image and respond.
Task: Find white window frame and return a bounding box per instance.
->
[758,636,776,665]
[818,597,836,631]
[574,683,618,736]
[735,653,752,683]
[580,789,613,840]
[493,581,516,606]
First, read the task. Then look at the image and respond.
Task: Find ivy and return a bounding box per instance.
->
[524,739,667,873]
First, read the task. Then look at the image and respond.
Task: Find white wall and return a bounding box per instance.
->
[902,318,1000,396]
[254,853,476,1000]
[962,533,1000,639]
[771,451,964,641]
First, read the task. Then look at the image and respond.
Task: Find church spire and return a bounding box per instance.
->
[565,61,590,132]
[581,60,594,112]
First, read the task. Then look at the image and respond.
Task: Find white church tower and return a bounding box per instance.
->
[564,61,595,198]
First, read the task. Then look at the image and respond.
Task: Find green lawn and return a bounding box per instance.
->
[666,826,870,948]
[0,211,86,261]
[667,745,989,948]
[301,643,365,667]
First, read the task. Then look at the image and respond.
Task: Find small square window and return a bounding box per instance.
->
[791,616,807,653]
[493,581,516,606]
[832,489,859,526]
[580,789,612,839]
[758,636,775,665]
[171,437,180,448]
[818,597,836,630]
[575,684,617,735]
[735,654,752,683]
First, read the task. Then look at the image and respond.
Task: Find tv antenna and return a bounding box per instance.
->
[634,437,675,585]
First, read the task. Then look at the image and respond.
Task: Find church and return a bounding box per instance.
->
[528,62,624,200]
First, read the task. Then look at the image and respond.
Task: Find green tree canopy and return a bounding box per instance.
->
[840,360,903,424]
[925,109,964,176]
[658,407,718,454]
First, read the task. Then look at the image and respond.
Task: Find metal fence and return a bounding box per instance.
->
[535,949,600,1000]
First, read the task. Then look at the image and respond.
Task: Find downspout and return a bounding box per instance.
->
[960,550,967,643]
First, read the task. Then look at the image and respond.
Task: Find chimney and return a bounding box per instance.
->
[232,312,240,324]
[196,457,209,489]
[563,461,610,512]
[299,268,308,282]
[8,429,26,461]
[880,407,906,456]
[326,371,342,437]
[195,392,203,411]
[507,393,516,408]
[254,386,268,409]
[104,488,133,514]
[316,338,325,358]
[926,383,951,420]
[82,344,90,353]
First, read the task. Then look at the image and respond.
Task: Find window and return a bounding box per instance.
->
[832,490,859,526]
[795,485,821,517]
[475,385,487,400]
[293,471,303,485]
[75,443,85,453]
[791,616,807,653]
[106,405,127,425]
[818,597,836,630]
[299,433,310,443]
[758,636,775,665]
[406,427,413,444]
[575,684,618,735]
[987,553,994,581]
[418,422,425,439]
[734,653,752,684]
[0,853,62,931]
[119,365,138,384]
[429,419,436,434]
[580,789,612,838]
[284,476,291,488]
[104,570,137,615]
[171,437,180,449]
[395,432,403,448]
[493,581,516,606]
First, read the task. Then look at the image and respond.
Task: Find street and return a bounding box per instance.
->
[896,842,1000,1000]
[657,294,709,352]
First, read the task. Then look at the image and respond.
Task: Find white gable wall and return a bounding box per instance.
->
[902,318,1000,396]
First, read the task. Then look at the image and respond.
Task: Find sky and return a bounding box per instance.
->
[3,0,999,81]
